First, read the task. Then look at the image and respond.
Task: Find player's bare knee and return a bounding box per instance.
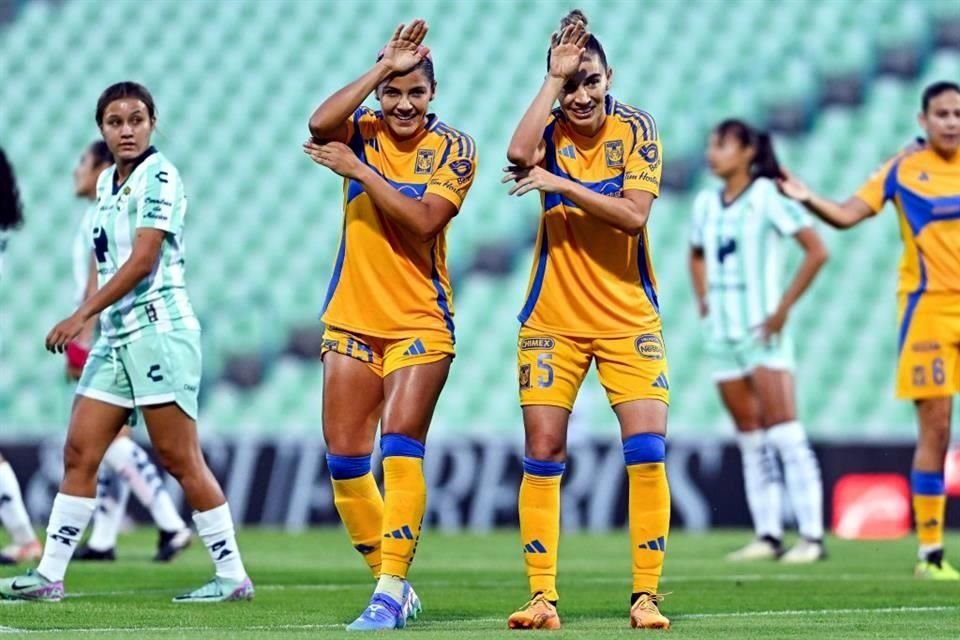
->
[525,435,566,462]
[62,436,100,479]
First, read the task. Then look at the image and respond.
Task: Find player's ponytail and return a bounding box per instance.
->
[714,119,784,180]
[547,9,608,70]
[0,147,25,231]
[752,131,784,180]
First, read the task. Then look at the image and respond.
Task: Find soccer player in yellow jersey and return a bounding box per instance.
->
[501,10,670,630]
[304,19,476,630]
[779,81,960,580]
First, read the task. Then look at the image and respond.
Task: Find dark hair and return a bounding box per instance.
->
[0,147,25,231]
[547,10,608,70]
[375,52,436,89]
[88,140,113,166]
[922,80,960,112]
[95,81,156,126]
[714,119,784,180]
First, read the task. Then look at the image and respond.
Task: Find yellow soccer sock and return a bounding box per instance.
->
[327,453,384,578]
[519,457,564,602]
[379,435,427,579]
[911,470,946,553]
[624,434,670,595]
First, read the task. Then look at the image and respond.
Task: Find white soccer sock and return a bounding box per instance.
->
[193,503,247,581]
[36,493,96,582]
[0,461,37,545]
[736,431,783,539]
[86,470,132,551]
[374,574,405,602]
[766,421,824,540]
[103,437,186,532]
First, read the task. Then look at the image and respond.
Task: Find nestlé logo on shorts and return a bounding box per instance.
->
[634,333,664,360]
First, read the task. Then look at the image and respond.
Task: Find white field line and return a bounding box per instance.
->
[2,606,958,634]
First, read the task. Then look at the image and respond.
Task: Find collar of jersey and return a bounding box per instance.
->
[112,145,158,195]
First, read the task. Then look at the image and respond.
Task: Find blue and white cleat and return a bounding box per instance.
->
[347,582,419,632]
[402,582,422,622]
[172,575,254,603]
[0,569,65,602]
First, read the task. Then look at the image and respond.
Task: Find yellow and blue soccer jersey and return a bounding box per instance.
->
[518,95,663,337]
[855,146,960,295]
[855,145,960,399]
[321,107,477,343]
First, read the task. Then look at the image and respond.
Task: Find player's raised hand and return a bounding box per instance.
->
[46,312,86,354]
[303,139,365,179]
[776,169,812,203]
[548,22,589,81]
[378,19,430,74]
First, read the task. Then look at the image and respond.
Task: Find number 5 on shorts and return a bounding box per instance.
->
[537,353,554,388]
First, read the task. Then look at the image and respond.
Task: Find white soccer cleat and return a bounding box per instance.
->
[725,536,783,561]
[780,538,826,564]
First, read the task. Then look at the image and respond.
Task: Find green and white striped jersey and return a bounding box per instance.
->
[92,147,199,345]
[72,203,96,307]
[690,177,811,342]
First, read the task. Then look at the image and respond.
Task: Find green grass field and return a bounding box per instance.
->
[1,529,958,639]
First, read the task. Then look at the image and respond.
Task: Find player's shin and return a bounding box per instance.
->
[377,434,426,600]
[624,433,670,596]
[736,431,783,540]
[327,453,384,578]
[37,493,96,582]
[193,503,248,581]
[0,460,37,546]
[766,421,823,540]
[911,470,946,558]
[518,457,564,602]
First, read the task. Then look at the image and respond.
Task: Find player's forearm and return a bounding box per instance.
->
[507,75,564,167]
[77,257,155,321]
[689,252,708,307]
[800,193,860,229]
[559,181,650,234]
[309,62,392,140]
[777,248,827,316]
[355,166,439,240]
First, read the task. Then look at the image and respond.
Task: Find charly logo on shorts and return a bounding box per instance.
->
[520,337,555,351]
[518,364,532,390]
[635,334,664,360]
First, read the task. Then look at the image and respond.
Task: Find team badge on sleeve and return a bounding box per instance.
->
[449,159,474,184]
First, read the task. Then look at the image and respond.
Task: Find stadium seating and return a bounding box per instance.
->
[1,0,957,437]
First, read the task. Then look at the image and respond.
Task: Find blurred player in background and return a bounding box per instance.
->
[689,120,828,563]
[779,80,960,579]
[0,147,42,566]
[305,18,476,631]
[0,82,253,603]
[65,141,192,564]
[502,11,670,630]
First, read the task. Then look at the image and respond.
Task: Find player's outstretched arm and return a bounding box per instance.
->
[506,23,589,167]
[308,20,430,143]
[777,170,873,230]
